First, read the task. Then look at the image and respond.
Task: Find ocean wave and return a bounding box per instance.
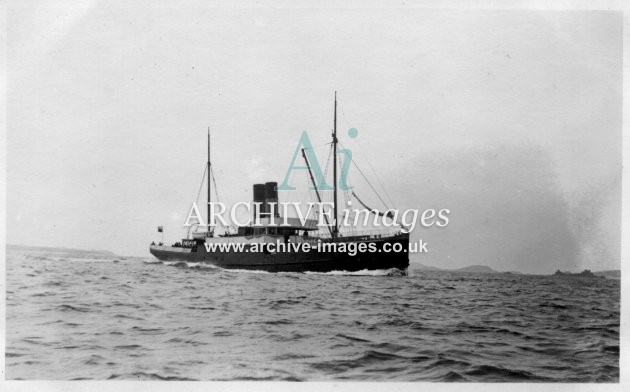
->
[108,372,197,381]
[464,364,549,381]
[113,344,144,350]
[163,260,188,267]
[304,268,406,276]
[160,260,223,270]
[57,304,90,313]
[220,267,272,274]
[156,260,406,276]
[5,247,620,381]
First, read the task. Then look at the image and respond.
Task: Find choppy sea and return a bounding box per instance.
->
[5,246,619,381]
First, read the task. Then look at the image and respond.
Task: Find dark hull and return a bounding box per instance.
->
[149,234,409,273]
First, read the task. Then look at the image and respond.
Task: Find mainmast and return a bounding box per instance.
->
[211,127,212,235]
[333,92,338,240]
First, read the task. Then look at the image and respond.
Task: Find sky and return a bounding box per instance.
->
[6,3,622,273]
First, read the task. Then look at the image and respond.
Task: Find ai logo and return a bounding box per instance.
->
[277,128,359,191]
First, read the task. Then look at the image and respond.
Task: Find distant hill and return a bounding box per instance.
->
[411,263,500,274]
[501,271,524,275]
[7,244,116,257]
[452,265,498,273]
[594,270,620,279]
[411,263,618,277]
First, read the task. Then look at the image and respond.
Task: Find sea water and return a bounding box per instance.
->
[5,246,619,381]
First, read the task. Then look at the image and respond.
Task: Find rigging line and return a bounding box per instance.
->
[299,165,313,206]
[210,166,221,203]
[186,164,208,229]
[210,166,233,231]
[310,141,333,149]
[301,148,333,237]
[352,191,400,226]
[338,152,351,234]
[327,143,335,205]
[335,110,397,207]
[346,187,357,236]
[353,139,397,208]
[339,140,395,209]
[321,148,334,195]
[308,144,332,213]
[343,150,391,211]
[195,164,208,205]
[322,143,333,184]
[301,145,331,208]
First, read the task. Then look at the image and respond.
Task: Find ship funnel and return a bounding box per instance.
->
[264,181,279,218]
[253,183,265,220]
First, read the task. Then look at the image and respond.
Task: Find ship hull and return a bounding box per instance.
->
[149,234,409,273]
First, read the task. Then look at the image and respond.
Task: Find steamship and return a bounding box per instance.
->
[149,94,410,273]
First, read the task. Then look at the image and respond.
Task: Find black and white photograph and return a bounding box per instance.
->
[1,0,626,390]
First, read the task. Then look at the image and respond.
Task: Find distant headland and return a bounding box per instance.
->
[411,262,619,279]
